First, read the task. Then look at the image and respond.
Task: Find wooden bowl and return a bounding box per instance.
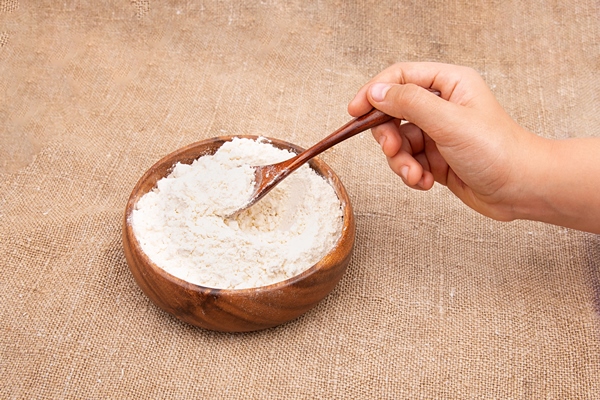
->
[123,135,355,332]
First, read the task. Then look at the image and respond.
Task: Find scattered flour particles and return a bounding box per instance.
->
[131,137,344,289]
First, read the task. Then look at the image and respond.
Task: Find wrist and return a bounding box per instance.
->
[506,133,556,223]
[510,135,600,233]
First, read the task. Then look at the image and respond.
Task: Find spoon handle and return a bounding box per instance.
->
[282,108,393,172]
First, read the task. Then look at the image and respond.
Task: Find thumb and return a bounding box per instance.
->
[367,82,465,143]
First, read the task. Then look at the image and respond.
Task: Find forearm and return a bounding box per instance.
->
[517,136,600,233]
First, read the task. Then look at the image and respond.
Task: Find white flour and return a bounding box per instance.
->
[131,137,343,289]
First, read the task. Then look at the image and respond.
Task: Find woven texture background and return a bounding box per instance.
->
[1,1,599,398]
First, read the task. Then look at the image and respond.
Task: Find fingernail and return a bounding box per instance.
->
[416,176,425,188]
[400,166,409,181]
[378,135,386,149]
[370,83,391,102]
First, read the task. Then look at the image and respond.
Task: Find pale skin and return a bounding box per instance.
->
[347,62,600,234]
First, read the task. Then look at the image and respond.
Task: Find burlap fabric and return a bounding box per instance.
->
[1,1,599,398]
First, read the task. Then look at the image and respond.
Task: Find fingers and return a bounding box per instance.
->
[348,64,410,117]
[373,122,438,190]
[348,62,495,131]
[348,82,374,117]
[348,62,475,115]
[371,121,402,158]
[387,150,435,190]
[421,132,449,186]
[367,82,465,145]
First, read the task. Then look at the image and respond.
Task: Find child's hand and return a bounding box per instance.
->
[348,62,600,233]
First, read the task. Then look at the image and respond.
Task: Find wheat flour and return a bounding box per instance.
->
[130,137,343,289]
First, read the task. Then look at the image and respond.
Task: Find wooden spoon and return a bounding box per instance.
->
[228,108,391,217]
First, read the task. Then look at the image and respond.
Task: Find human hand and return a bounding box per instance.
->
[348,62,546,222]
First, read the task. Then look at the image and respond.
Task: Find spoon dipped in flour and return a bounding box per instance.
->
[226,108,393,217]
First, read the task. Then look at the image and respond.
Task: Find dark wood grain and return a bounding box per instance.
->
[122,135,355,332]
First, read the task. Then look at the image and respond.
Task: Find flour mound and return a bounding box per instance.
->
[131,137,344,289]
